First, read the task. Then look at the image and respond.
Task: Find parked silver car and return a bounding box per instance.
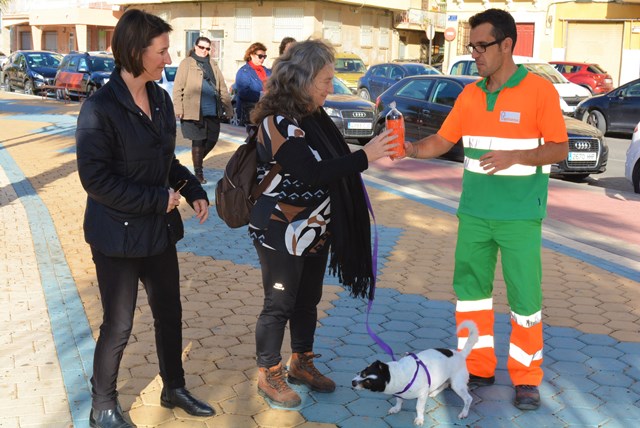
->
[625,120,640,193]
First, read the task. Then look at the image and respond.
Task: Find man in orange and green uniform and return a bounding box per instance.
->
[403,8,568,410]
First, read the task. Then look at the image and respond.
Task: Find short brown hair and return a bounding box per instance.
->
[111,9,172,77]
[243,42,267,62]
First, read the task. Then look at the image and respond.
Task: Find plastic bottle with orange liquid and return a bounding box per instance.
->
[385,102,405,159]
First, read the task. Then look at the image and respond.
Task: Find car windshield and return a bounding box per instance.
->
[25,52,63,68]
[522,63,567,84]
[164,67,178,82]
[332,77,353,95]
[404,64,441,76]
[588,64,607,74]
[90,57,115,72]
[335,58,366,73]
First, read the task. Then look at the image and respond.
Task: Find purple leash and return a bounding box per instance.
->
[360,176,396,360]
[360,177,432,393]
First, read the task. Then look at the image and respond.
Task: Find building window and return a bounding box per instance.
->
[361,14,373,47]
[273,7,304,42]
[185,30,200,54]
[379,15,391,49]
[44,31,57,51]
[209,29,224,68]
[235,8,252,42]
[323,9,341,45]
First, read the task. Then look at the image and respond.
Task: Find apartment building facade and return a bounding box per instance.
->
[2,0,639,86]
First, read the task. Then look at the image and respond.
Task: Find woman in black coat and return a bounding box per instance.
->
[76,9,213,428]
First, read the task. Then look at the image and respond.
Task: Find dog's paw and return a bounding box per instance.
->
[458,410,469,419]
[413,416,425,426]
[388,405,401,415]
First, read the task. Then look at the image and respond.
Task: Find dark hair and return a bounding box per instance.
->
[469,8,517,52]
[251,39,334,124]
[279,37,296,55]
[243,42,267,62]
[195,36,211,46]
[111,9,172,77]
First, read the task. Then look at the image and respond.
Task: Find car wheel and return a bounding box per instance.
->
[23,79,34,95]
[563,173,590,182]
[374,120,385,136]
[358,88,371,101]
[3,75,13,92]
[633,162,640,194]
[585,110,607,134]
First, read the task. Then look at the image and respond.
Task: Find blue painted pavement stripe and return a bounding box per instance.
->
[0,142,93,427]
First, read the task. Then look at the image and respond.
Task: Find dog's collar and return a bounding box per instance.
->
[393,352,431,396]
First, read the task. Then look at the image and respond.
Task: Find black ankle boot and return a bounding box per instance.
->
[89,406,133,428]
[160,386,215,417]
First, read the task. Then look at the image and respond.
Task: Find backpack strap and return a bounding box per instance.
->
[246,124,282,203]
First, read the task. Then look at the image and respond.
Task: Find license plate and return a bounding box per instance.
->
[347,122,372,130]
[568,152,596,161]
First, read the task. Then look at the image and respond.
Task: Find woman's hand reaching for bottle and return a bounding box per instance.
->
[362,129,398,162]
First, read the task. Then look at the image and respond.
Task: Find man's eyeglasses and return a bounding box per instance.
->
[256,54,267,60]
[197,45,211,51]
[466,38,505,54]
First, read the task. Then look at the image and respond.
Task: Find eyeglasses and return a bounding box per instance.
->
[196,45,211,51]
[256,54,267,60]
[466,38,504,54]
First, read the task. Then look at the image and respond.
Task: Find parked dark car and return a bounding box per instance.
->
[357,62,441,101]
[2,50,63,95]
[54,52,115,98]
[325,77,376,144]
[374,75,608,180]
[574,77,640,135]
[550,61,614,95]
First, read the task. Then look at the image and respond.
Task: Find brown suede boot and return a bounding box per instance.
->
[288,352,336,393]
[257,363,301,408]
[191,145,206,184]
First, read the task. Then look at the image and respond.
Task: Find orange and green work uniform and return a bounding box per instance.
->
[438,65,568,386]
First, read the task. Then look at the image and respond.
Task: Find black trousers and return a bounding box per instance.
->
[90,245,185,410]
[254,243,328,368]
[192,116,221,158]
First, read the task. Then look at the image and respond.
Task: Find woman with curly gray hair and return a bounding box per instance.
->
[249,39,397,408]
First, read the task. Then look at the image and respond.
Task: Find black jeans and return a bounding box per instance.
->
[254,243,328,368]
[90,245,185,410]
[192,116,221,158]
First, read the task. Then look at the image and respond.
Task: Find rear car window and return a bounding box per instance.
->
[396,79,435,101]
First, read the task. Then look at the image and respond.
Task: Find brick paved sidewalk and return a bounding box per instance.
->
[1,92,639,427]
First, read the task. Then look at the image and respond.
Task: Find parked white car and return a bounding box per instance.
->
[625,120,640,193]
[157,65,177,100]
[448,55,591,115]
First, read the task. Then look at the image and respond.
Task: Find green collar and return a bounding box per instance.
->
[476,65,528,111]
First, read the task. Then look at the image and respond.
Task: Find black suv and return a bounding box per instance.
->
[2,50,63,94]
[54,52,115,98]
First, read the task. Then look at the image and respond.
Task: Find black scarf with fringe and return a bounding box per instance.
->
[300,109,374,299]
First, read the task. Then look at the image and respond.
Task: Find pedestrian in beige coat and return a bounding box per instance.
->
[173,37,232,183]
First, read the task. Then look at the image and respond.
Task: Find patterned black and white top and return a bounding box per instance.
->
[249,114,368,256]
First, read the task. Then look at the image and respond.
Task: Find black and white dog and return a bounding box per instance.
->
[351,320,478,425]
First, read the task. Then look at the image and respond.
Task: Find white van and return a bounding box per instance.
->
[448,55,591,115]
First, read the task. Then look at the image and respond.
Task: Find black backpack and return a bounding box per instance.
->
[215,126,281,228]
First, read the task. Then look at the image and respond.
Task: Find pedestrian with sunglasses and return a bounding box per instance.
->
[173,36,233,184]
[400,8,568,411]
[235,42,271,126]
